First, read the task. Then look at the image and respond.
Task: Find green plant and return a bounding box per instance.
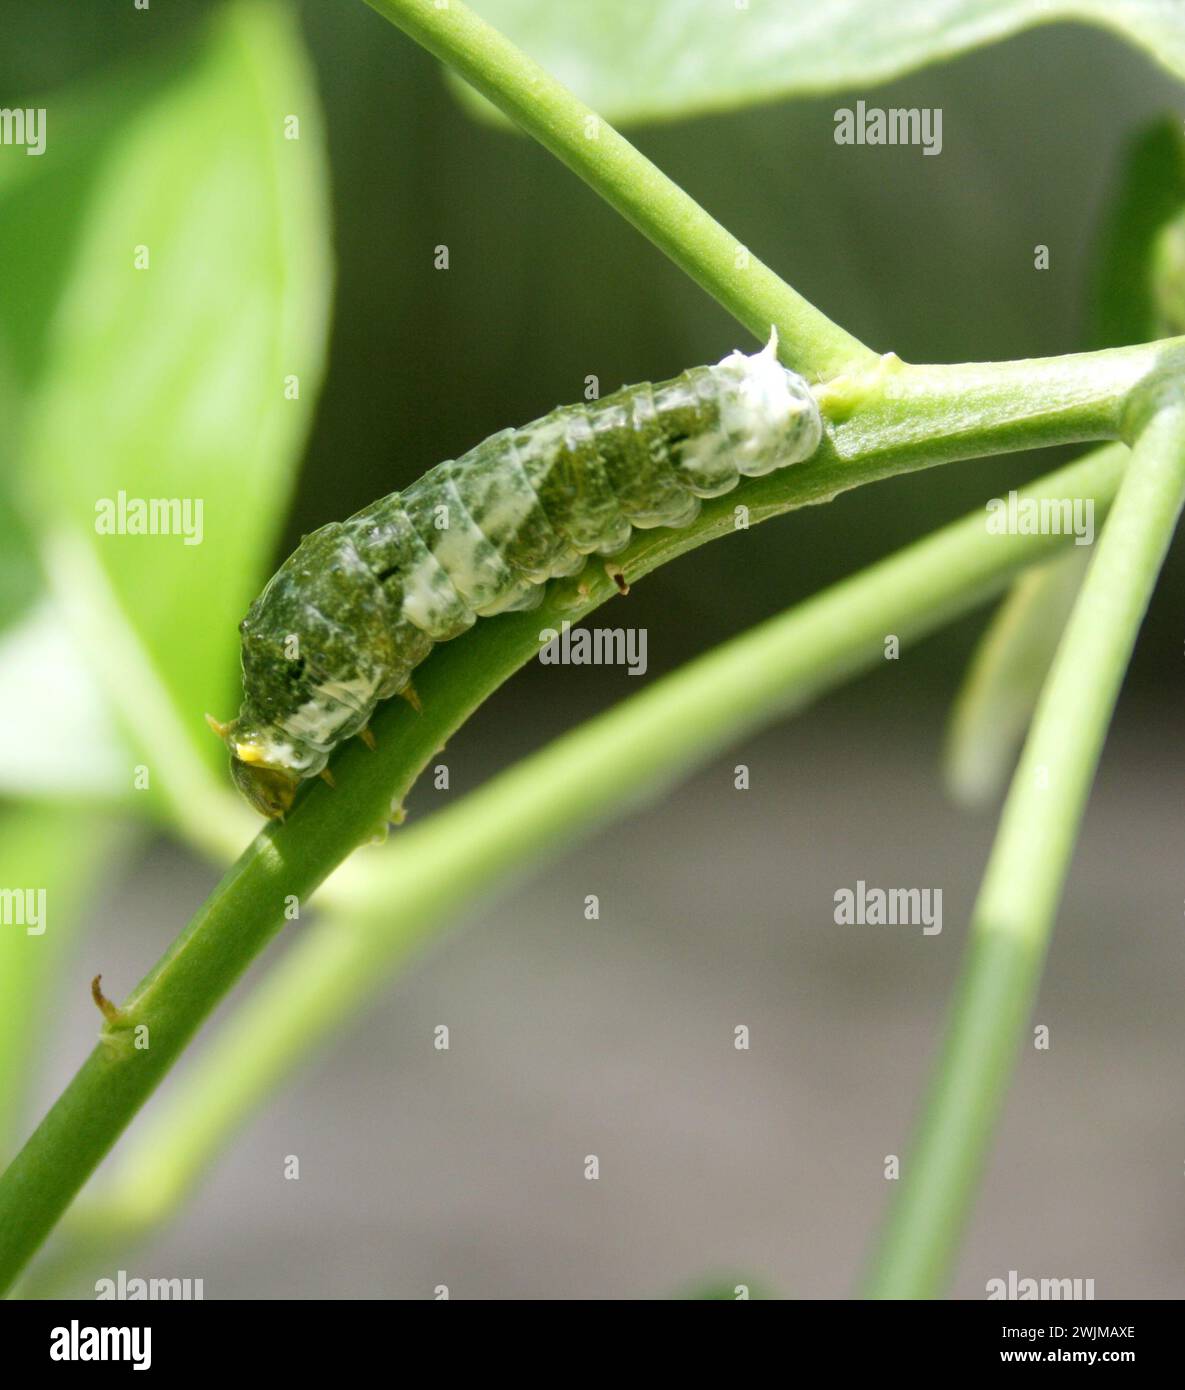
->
[1,0,1183,1298]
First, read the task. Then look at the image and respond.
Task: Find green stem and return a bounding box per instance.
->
[0,311,1176,1291]
[820,342,1181,466]
[20,446,1126,1283]
[864,397,1185,1298]
[361,0,875,379]
[0,810,129,1163]
[3,0,1174,1302]
[944,548,1089,807]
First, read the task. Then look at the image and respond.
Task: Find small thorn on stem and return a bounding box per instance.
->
[320,767,337,788]
[606,564,630,596]
[359,726,377,751]
[91,974,123,1025]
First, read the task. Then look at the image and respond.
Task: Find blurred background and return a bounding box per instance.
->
[0,1,1181,1297]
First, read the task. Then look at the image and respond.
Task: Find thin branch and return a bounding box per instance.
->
[9,445,1126,1291]
[0,329,1170,1290]
[361,0,877,379]
[3,0,1182,1287]
[864,395,1185,1298]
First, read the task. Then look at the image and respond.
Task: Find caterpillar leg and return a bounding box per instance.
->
[320,767,337,788]
[398,681,422,714]
[358,726,377,750]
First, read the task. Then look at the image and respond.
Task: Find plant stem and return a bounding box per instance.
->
[0,312,1176,1290]
[821,342,1181,467]
[3,0,1174,1303]
[361,0,875,380]
[0,810,128,1163]
[944,548,1089,807]
[11,446,1126,1287]
[864,398,1185,1298]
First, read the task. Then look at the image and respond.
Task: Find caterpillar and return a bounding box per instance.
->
[208,332,823,818]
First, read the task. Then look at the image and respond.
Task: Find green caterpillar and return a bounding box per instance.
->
[209,334,823,817]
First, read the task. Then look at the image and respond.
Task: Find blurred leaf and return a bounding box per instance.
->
[458,0,1185,125]
[38,530,259,858]
[0,804,130,1161]
[0,58,183,388]
[0,599,129,801]
[0,362,39,635]
[1090,119,1185,347]
[0,53,186,638]
[15,0,332,801]
[945,549,1089,807]
[0,515,38,640]
[1150,208,1185,338]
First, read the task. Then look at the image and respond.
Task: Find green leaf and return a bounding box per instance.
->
[457,0,1185,125]
[1150,208,1185,339]
[0,57,182,392]
[1090,119,1185,348]
[945,548,1089,807]
[0,58,184,638]
[15,0,332,801]
[0,600,129,801]
[0,430,39,638]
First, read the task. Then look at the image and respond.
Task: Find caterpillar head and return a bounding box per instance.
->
[206,714,299,820]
